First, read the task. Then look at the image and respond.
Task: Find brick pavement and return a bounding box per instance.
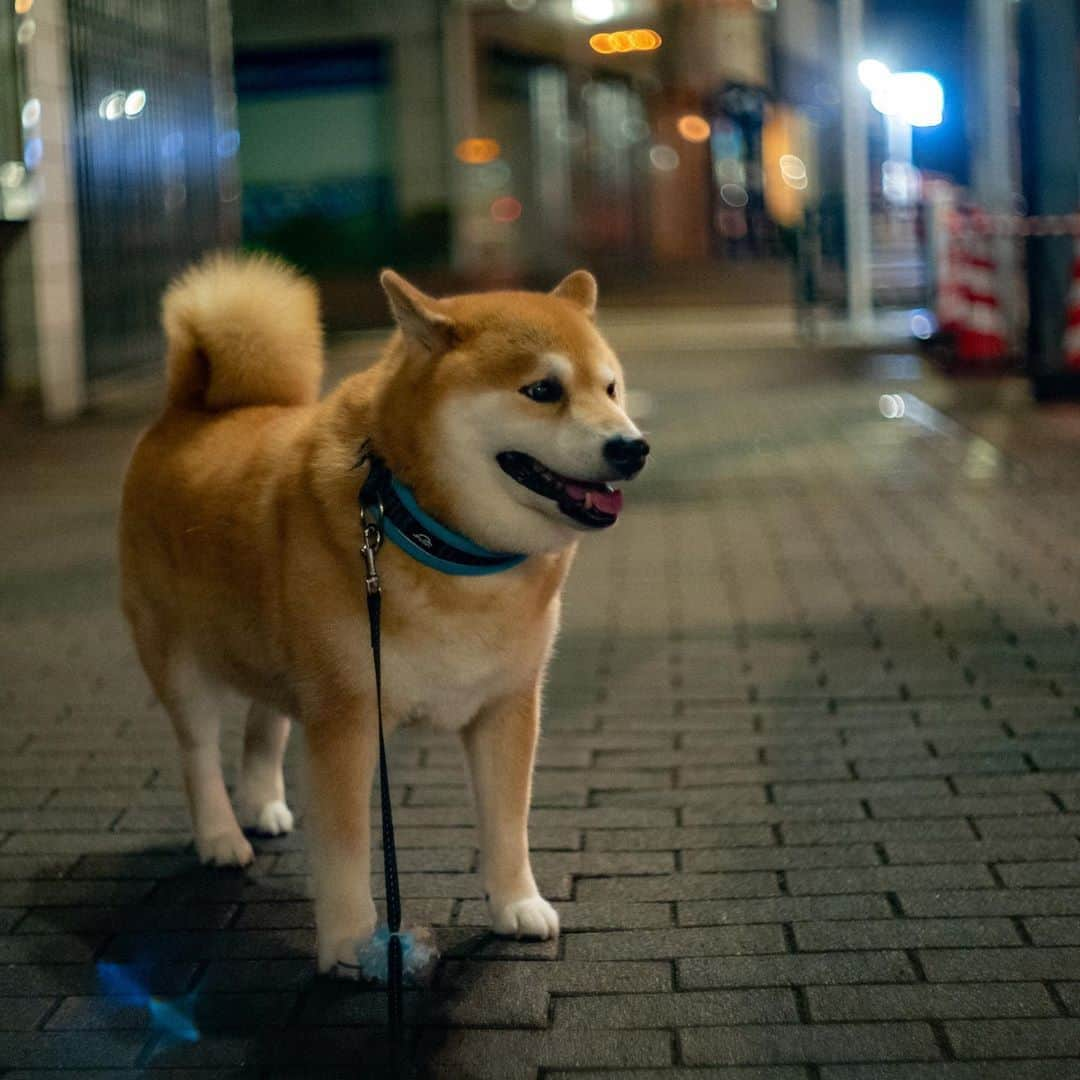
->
[3,325,1080,1077]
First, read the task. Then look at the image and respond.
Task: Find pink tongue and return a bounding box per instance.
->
[563,484,623,516]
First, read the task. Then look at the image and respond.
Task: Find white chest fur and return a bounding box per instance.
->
[336,581,560,732]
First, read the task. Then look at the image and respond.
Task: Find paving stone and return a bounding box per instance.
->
[0,907,25,932]
[0,963,196,996]
[919,947,1080,982]
[782,818,975,844]
[793,917,1020,950]
[0,933,104,963]
[457,900,670,930]
[899,888,1080,917]
[576,873,780,901]
[680,1021,939,1066]
[679,952,916,989]
[0,855,78,879]
[46,991,296,1031]
[682,803,868,826]
[853,753,1029,779]
[547,1070,811,1080]
[948,1018,1080,1058]
[976,815,1080,837]
[1057,982,1080,1015]
[787,864,995,895]
[0,880,153,906]
[998,861,1080,887]
[683,846,880,872]
[415,1028,673,1076]
[773,779,950,803]
[584,825,775,850]
[678,894,893,926]
[553,988,797,1028]
[198,958,314,992]
[0,1032,147,1068]
[0,996,58,1031]
[820,1063,1080,1079]
[885,838,1080,864]
[564,924,784,960]
[870,794,1057,819]
[1023,917,1080,945]
[806,982,1058,1021]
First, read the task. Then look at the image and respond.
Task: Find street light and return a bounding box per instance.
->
[858,60,944,205]
[870,70,944,128]
[857,59,891,93]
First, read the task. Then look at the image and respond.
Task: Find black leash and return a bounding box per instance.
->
[359,492,406,1058]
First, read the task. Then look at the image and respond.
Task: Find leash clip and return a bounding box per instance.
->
[360,500,384,596]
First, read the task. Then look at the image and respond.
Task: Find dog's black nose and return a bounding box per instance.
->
[603,436,650,477]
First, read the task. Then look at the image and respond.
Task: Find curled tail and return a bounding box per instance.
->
[161,252,323,410]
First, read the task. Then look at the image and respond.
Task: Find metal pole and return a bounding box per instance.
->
[442,1,478,274]
[972,0,1017,341]
[1018,0,1080,397]
[839,0,873,331]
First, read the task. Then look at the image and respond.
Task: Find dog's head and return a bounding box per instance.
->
[373,269,648,555]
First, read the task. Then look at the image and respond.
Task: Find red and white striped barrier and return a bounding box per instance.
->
[1066,238,1080,371]
[954,225,1008,367]
[947,211,1080,237]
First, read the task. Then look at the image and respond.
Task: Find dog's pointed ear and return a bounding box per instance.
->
[551,269,597,318]
[380,269,456,353]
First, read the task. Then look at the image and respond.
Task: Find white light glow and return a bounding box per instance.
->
[910,311,935,340]
[20,97,40,129]
[720,183,749,207]
[870,71,944,127]
[858,59,892,92]
[879,393,906,420]
[99,91,125,121]
[649,145,679,171]
[123,89,147,118]
[572,0,615,23]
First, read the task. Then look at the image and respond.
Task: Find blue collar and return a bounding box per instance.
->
[360,454,527,577]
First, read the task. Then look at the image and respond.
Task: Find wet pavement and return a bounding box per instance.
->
[3,316,1080,1078]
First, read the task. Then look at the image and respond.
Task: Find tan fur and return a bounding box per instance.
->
[120,256,641,971]
[162,252,323,409]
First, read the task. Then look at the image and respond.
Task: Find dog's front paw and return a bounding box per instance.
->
[489,894,559,940]
[319,932,378,977]
[196,828,255,868]
[244,799,295,837]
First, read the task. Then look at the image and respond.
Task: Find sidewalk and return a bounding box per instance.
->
[3,319,1080,1078]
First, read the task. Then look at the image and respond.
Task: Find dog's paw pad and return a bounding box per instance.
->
[250,800,294,837]
[197,829,254,868]
[490,895,559,940]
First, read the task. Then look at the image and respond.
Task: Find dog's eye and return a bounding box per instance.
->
[520,378,563,404]
[606,382,617,399]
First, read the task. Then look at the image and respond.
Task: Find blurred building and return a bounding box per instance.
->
[0,0,237,419]
[0,0,864,415]
[229,0,824,324]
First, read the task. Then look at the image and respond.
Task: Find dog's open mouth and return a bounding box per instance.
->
[496,451,623,528]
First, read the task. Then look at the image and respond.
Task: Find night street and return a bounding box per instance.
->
[4,315,1080,1077]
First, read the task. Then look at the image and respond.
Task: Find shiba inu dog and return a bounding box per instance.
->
[119,254,649,972]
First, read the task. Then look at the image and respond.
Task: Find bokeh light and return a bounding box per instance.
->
[649,145,679,172]
[123,89,147,118]
[455,138,501,165]
[676,114,711,143]
[589,29,661,54]
[490,195,522,223]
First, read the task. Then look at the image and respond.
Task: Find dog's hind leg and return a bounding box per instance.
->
[157,654,254,868]
[238,703,294,836]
